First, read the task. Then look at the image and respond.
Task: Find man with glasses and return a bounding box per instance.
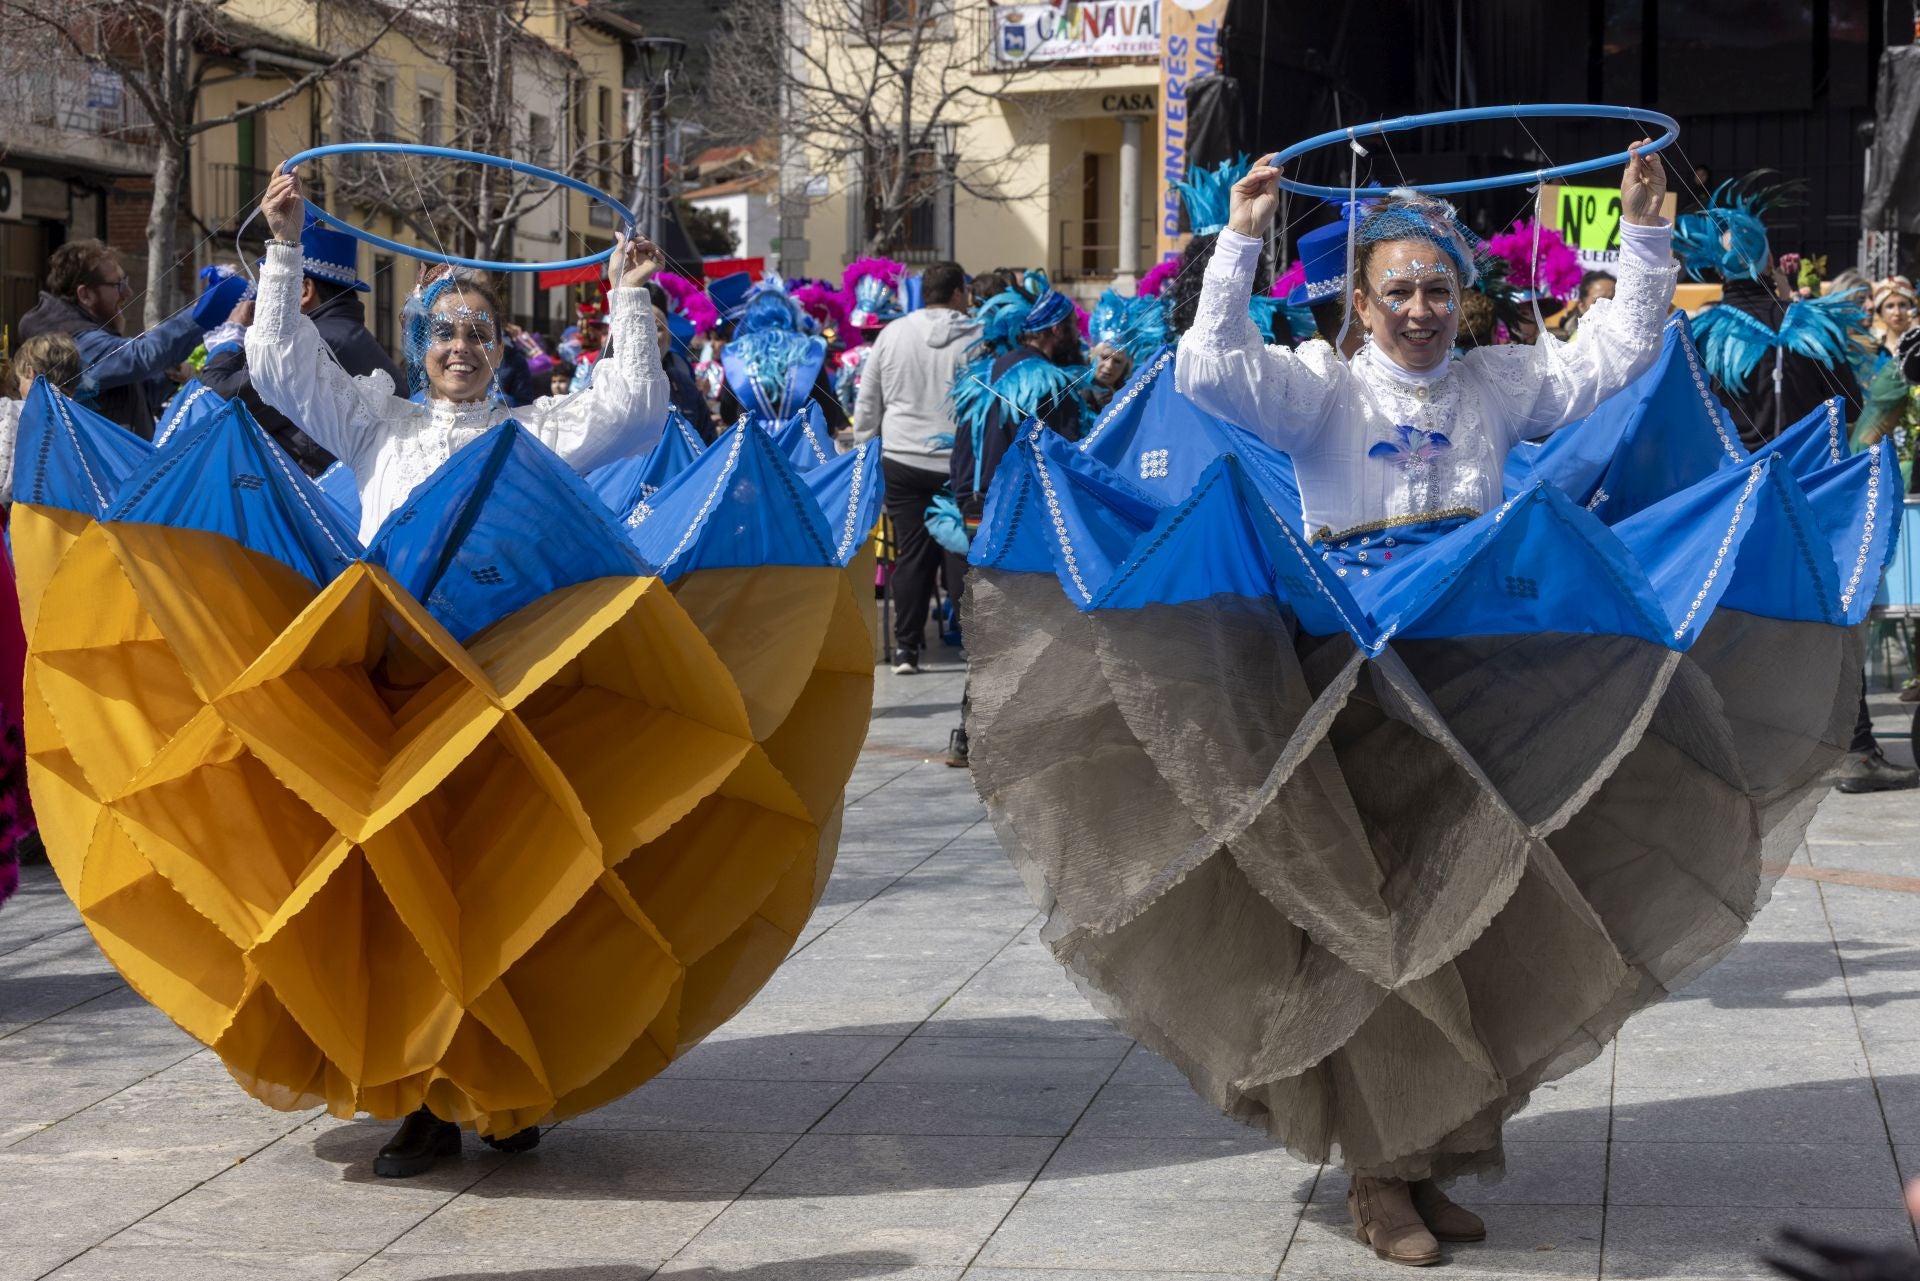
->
[18,239,223,436]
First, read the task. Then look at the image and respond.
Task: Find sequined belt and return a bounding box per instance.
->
[1309,507,1481,546]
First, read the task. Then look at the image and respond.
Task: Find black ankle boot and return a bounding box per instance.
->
[374,1106,461,1178]
[481,1125,541,1154]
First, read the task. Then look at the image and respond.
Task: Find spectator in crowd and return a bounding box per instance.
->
[1086,341,1133,414]
[847,260,978,676]
[492,325,544,407]
[199,220,405,475]
[18,239,230,437]
[8,332,83,398]
[950,285,1085,526]
[548,362,575,399]
[1555,270,1615,337]
[1870,276,1917,363]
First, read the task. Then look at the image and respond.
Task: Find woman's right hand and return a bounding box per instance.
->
[262,166,305,242]
[1228,153,1283,239]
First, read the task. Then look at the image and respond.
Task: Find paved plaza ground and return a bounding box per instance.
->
[2,658,1919,1280]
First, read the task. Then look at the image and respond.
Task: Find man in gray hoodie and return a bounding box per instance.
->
[848,261,978,674]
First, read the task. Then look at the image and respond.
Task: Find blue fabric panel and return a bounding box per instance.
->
[1614,458,1782,641]
[15,379,156,517]
[1799,441,1898,625]
[770,401,835,473]
[365,420,645,641]
[109,401,363,588]
[802,437,885,567]
[968,445,1065,577]
[152,380,229,449]
[626,420,838,581]
[1714,463,1843,625]
[1092,455,1366,640]
[1766,398,1851,479]
[1020,427,1171,607]
[584,407,708,524]
[1507,318,1748,524]
[1366,486,1673,645]
[971,424,1160,579]
[314,461,362,532]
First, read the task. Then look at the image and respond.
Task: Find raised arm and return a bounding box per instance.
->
[1475,144,1680,444]
[518,233,669,472]
[244,168,393,474]
[74,309,205,398]
[1174,154,1344,450]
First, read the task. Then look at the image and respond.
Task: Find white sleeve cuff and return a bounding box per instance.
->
[1618,218,1673,269]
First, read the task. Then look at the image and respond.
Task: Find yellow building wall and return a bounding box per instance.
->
[789,27,1160,293]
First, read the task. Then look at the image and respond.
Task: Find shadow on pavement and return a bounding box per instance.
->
[401,1254,919,1280]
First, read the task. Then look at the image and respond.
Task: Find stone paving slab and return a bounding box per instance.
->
[2,665,1918,1278]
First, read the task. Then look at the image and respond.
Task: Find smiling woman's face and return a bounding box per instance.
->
[1355,239,1461,373]
[424,287,502,403]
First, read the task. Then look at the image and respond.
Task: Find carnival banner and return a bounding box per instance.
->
[991,1,1159,67]
[1156,0,1224,264]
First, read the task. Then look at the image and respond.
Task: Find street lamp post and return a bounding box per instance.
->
[936,121,960,262]
[632,37,688,247]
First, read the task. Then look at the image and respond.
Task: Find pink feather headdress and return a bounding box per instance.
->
[792,281,854,338]
[1137,259,1180,298]
[1273,259,1306,299]
[657,272,720,335]
[1484,219,1584,302]
[841,256,906,295]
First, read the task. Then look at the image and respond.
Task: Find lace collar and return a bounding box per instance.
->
[425,396,500,425]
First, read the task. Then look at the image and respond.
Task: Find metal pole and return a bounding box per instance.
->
[945,154,958,260]
[649,84,668,245]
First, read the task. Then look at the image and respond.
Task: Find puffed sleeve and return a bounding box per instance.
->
[515,285,668,472]
[1472,220,1680,449]
[1174,229,1347,454]
[245,242,397,477]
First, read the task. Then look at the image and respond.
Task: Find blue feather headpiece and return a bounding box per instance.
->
[1172,154,1247,237]
[1088,289,1171,365]
[1673,173,1799,283]
[1020,269,1073,333]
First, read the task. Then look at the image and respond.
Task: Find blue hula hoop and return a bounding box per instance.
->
[279,143,637,274]
[1271,104,1680,200]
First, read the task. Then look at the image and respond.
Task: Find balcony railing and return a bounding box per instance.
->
[1054,215,1156,283]
[0,53,153,146]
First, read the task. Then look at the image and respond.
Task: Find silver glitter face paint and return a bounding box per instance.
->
[427,309,499,348]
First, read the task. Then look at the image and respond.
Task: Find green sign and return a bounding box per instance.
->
[1554,184,1624,254]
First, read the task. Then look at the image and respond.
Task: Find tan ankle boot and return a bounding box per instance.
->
[1348,1176,1442,1266]
[1410,1178,1486,1242]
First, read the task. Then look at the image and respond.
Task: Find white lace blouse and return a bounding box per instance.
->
[1175,224,1679,541]
[247,241,667,544]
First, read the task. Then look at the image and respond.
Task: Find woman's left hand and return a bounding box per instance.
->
[1621,141,1668,226]
[611,232,666,288]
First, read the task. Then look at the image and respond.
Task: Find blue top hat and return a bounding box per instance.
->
[300,215,370,292]
[707,271,756,322]
[1287,202,1372,307]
